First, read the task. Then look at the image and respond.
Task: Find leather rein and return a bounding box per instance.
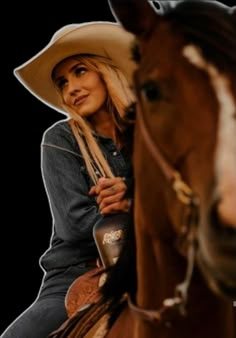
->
[127,104,200,325]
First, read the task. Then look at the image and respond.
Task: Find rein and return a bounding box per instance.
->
[128,104,199,325]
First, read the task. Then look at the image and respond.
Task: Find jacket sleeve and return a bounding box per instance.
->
[41,128,101,244]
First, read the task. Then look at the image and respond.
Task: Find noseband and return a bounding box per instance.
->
[128,103,200,326]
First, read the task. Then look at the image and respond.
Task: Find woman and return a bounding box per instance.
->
[2,21,136,338]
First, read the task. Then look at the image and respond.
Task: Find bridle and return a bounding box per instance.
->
[127,101,200,326]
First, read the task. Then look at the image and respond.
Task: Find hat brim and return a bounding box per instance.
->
[14,22,136,115]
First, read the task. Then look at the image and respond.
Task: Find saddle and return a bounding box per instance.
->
[49,213,129,337]
[65,266,106,317]
[48,267,109,338]
[48,266,128,338]
[49,298,111,338]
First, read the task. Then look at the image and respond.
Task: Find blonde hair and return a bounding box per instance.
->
[52,54,135,184]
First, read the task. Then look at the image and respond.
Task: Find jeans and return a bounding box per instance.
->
[1,263,92,338]
[1,296,67,338]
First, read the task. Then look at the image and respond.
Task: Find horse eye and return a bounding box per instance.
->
[141,81,162,102]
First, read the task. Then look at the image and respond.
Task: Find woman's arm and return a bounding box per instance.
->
[41,129,101,243]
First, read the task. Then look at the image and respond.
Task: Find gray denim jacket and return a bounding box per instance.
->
[39,120,133,273]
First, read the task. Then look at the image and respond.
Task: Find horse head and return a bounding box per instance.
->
[109,0,236,308]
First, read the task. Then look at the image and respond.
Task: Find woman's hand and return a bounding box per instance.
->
[89,177,132,214]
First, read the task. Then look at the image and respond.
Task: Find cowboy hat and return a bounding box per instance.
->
[14,21,136,115]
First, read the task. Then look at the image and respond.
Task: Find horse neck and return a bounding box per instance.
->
[134,210,235,338]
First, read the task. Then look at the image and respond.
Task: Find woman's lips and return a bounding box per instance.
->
[74,95,89,106]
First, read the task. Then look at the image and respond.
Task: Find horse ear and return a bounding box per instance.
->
[108,0,162,37]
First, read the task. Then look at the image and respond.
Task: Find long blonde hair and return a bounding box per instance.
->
[52,54,135,184]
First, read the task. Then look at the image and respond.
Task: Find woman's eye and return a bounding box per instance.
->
[75,67,87,76]
[57,79,67,90]
[141,81,162,102]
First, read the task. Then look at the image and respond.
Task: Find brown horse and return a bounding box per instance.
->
[101,1,236,338]
[49,1,236,337]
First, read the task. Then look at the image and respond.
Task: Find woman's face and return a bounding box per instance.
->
[53,58,107,118]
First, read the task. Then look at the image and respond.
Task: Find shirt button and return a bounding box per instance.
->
[112,151,118,156]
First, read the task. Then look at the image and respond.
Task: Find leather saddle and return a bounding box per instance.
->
[48,267,109,338]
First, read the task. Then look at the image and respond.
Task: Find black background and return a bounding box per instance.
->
[2,0,234,334]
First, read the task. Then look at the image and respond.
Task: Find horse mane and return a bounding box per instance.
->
[161,0,236,71]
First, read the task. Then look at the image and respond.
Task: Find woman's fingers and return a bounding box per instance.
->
[89,177,127,201]
[89,177,123,195]
[96,182,126,203]
[100,198,132,214]
[98,192,124,210]
[89,177,129,214]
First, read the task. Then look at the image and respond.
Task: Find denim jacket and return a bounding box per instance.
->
[39,120,133,273]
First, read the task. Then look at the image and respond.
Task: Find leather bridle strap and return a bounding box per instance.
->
[127,217,198,325]
[136,104,199,206]
[127,293,183,326]
[127,105,199,324]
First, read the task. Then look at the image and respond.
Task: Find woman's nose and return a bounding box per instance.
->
[68,78,81,96]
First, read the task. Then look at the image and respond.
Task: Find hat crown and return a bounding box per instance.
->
[51,24,78,43]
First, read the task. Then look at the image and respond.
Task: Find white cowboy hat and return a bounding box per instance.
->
[14,21,136,115]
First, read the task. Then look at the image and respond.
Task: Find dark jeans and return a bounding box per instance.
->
[1,296,67,338]
[1,263,92,338]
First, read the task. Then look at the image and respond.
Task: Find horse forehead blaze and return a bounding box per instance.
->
[183,44,236,227]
